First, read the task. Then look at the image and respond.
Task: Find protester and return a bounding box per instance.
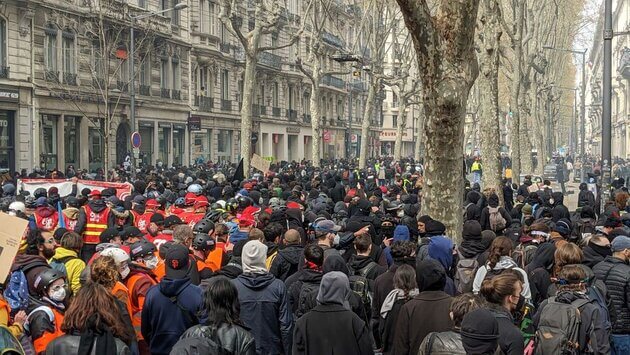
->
[460,308,500,355]
[49,231,85,296]
[28,269,68,353]
[270,229,304,281]
[379,264,418,354]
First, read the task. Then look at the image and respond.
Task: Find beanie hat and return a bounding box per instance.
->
[241,240,268,274]
[415,259,446,292]
[461,308,500,355]
[424,220,446,237]
[462,220,482,240]
[393,225,410,242]
[522,204,533,215]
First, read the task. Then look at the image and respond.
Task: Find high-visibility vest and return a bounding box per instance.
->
[82,205,110,244]
[33,307,64,354]
[112,281,133,321]
[63,214,78,232]
[182,212,204,229]
[204,248,223,272]
[126,272,157,341]
[35,212,59,232]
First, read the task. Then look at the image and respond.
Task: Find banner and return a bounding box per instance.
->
[18,179,133,200]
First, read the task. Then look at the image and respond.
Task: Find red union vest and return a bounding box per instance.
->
[82,204,110,244]
[182,212,204,229]
[35,211,59,232]
[63,215,78,231]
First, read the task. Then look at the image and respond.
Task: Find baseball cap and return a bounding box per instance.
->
[133,195,146,205]
[35,197,49,207]
[150,213,165,226]
[164,215,184,228]
[611,235,630,252]
[100,227,120,244]
[165,243,190,279]
[122,226,144,241]
[88,190,102,198]
[314,219,342,234]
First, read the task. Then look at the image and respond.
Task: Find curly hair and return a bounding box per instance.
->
[90,256,119,290]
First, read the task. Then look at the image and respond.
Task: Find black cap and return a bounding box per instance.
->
[100,227,120,244]
[164,215,183,228]
[122,226,144,241]
[165,244,190,279]
[66,197,80,208]
[150,213,165,226]
[53,228,68,242]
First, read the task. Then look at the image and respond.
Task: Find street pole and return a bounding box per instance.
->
[129,18,137,178]
[602,0,612,213]
[347,83,352,159]
[580,50,586,183]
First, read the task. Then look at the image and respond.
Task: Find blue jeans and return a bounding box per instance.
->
[611,334,630,355]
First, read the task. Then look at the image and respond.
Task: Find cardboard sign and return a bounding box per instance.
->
[0,212,29,282]
[251,153,271,173]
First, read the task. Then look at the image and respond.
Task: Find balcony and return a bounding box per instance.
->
[221,99,232,111]
[139,84,151,96]
[288,109,298,121]
[172,89,181,100]
[253,104,268,116]
[258,51,282,70]
[161,88,171,98]
[0,66,9,79]
[92,77,105,89]
[322,31,344,49]
[272,107,281,117]
[45,70,59,83]
[63,72,77,86]
[322,75,345,90]
[195,96,214,111]
[220,42,231,53]
[117,80,128,93]
[303,114,311,124]
[619,47,630,80]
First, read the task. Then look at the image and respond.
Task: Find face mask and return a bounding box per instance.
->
[49,288,66,302]
[549,199,554,205]
[589,241,612,258]
[120,265,130,279]
[381,225,395,237]
[397,210,405,218]
[333,234,340,246]
[144,256,158,270]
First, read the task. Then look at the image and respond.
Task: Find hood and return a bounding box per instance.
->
[159,277,193,297]
[428,236,454,271]
[11,254,49,273]
[466,191,481,204]
[462,220,482,241]
[316,271,351,309]
[347,254,376,272]
[88,199,107,213]
[527,242,556,271]
[493,256,518,270]
[277,245,303,266]
[488,194,500,208]
[236,272,276,290]
[133,204,146,215]
[551,192,564,206]
[285,208,303,224]
[393,225,410,241]
[53,247,79,260]
[63,207,80,219]
[555,290,588,304]
[323,254,350,276]
[299,269,323,284]
[36,206,55,218]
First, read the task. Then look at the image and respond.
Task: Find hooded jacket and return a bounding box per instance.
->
[347,254,387,280]
[141,277,203,355]
[464,191,482,222]
[524,243,556,307]
[578,183,596,208]
[292,272,373,355]
[593,255,630,334]
[582,242,610,269]
[550,192,571,222]
[231,272,292,355]
[286,268,323,316]
[50,247,85,296]
[472,256,532,300]
[269,244,303,281]
[75,199,115,234]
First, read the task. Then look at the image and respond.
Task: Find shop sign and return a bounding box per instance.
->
[0,88,18,102]
[188,116,202,131]
[286,126,300,134]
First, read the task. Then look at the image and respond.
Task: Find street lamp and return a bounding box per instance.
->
[542,45,587,183]
[128,3,188,176]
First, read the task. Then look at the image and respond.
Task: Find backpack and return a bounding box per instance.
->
[454,254,481,294]
[513,244,538,269]
[296,281,320,318]
[3,263,39,312]
[488,206,507,231]
[571,218,596,242]
[585,285,612,333]
[348,262,377,317]
[49,255,78,278]
[463,203,474,219]
[170,326,226,355]
[0,325,25,355]
[534,297,589,355]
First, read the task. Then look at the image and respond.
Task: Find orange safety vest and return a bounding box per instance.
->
[82,205,110,244]
[35,212,59,232]
[33,307,64,354]
[126,273,157,341]
[112,281,133,321]
[205,248,223,272]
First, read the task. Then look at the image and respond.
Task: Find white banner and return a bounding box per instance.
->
[18,179,133,200]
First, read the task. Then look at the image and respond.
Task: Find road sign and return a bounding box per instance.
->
[251,132,259,144]
[131,131,141,149]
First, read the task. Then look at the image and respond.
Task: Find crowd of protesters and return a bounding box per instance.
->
[0,157,628,355]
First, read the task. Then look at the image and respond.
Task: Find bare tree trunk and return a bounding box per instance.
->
[359,77,376,169]
[414,106,423,161]
[508,0,526,185]
[240,53,257,176]
[310,73,322,167]
[477,0,503,203]
[394,99,408,160]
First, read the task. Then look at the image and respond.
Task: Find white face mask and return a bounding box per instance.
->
[49,288,66,302]
[397,210,405,218]
[120,265,130,279]
[144,256,158,270]
[333,234,340,246]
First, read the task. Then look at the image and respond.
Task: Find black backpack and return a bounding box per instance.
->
[170,326,226,355]
[348,262,377,318]
[295,281,320,318]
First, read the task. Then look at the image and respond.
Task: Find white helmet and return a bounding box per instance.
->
[216,200,226,209]
[187,183,203,195]
[8,201,25,214]
[101,247,130,265]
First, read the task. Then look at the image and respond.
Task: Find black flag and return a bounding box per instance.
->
[232,158,245,183]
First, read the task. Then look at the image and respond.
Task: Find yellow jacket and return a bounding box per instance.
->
[50,247,86,295]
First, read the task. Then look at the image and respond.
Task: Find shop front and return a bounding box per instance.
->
[0,87,18,173]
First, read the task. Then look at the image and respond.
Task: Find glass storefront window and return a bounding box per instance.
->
[139,124,153,166]
[88,126,103,172]
[40,115,58,170]
[173,127,184,166]
[217,129,232,162]
[64,116,79,168]
[158,126,170,166]
[192,130,211,165]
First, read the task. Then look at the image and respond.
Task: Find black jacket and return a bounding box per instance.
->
[347,254,387,281]
[270,244,304,281]
[45,333,130,355]
[488,306,524,355]
[463,191,482,222]
[329,182,345,203]
[593,256,630,334]
[550,192,571,222]
[286,269,322,317]
[582,244,607,269]
[292,304,373,355]
[178,323,256,355]
[479,206,512,232]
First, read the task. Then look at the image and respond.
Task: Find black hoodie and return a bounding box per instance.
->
[269,244,304,281]
[464,191,482,222]
[550,192,571,222]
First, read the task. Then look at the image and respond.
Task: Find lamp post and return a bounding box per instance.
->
[129,3,188,176]
[543,45,587,183]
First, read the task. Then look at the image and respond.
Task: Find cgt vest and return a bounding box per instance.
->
[35,212,59,232]
[82,205,110,244]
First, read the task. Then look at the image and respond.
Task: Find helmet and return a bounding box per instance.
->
[174,197,186,207]
[34,187,47,199]
[24,196,36,209]
[210,203,223,211]
[194,219,215,234]
[129,240,157,260]
[8,201,25,214]
[238,196,253,210]
[385,200,403,212]
[187,183,203,195]
[225,198,238,212]
[147,190,161,200]
[205,210,224,223]
[34,269,66,295]
[215,200,226,209]
[101,247,130,265]
[192,233,216,252]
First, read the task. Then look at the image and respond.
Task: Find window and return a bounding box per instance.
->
[92,42,105,80]
[0,18,6,68]
[199,67,207,95]
[272,82,279,107]
[172,0,181,26]
[192,130,211,164]
[140,55,151,86]
[258,84,265,105]
[221,69,229,100]
[209,2,215,35]
[161,58,170,89]
[88,126,103,172]
[172,57,180,91]
[392,92,399,108]
[64,116,80,167]
[393,115,398,127]
[45,25,58,72]
[217,129,232,161]
[138,0,146,9]
[40,115,58,171]
[62,31,75,75]
[271,32,278,47]
[199,0,207,33]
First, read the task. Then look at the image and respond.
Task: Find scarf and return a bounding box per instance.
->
[77,315,119,355]
[380,288,419,318]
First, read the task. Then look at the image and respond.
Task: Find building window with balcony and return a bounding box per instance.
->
[172,57,181,99]
[139,55,151,95]
[0,17,7,78]
[220,69,229,100]
[62,31,76,85]
[45,25,58,81]
[161,57,170,98]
